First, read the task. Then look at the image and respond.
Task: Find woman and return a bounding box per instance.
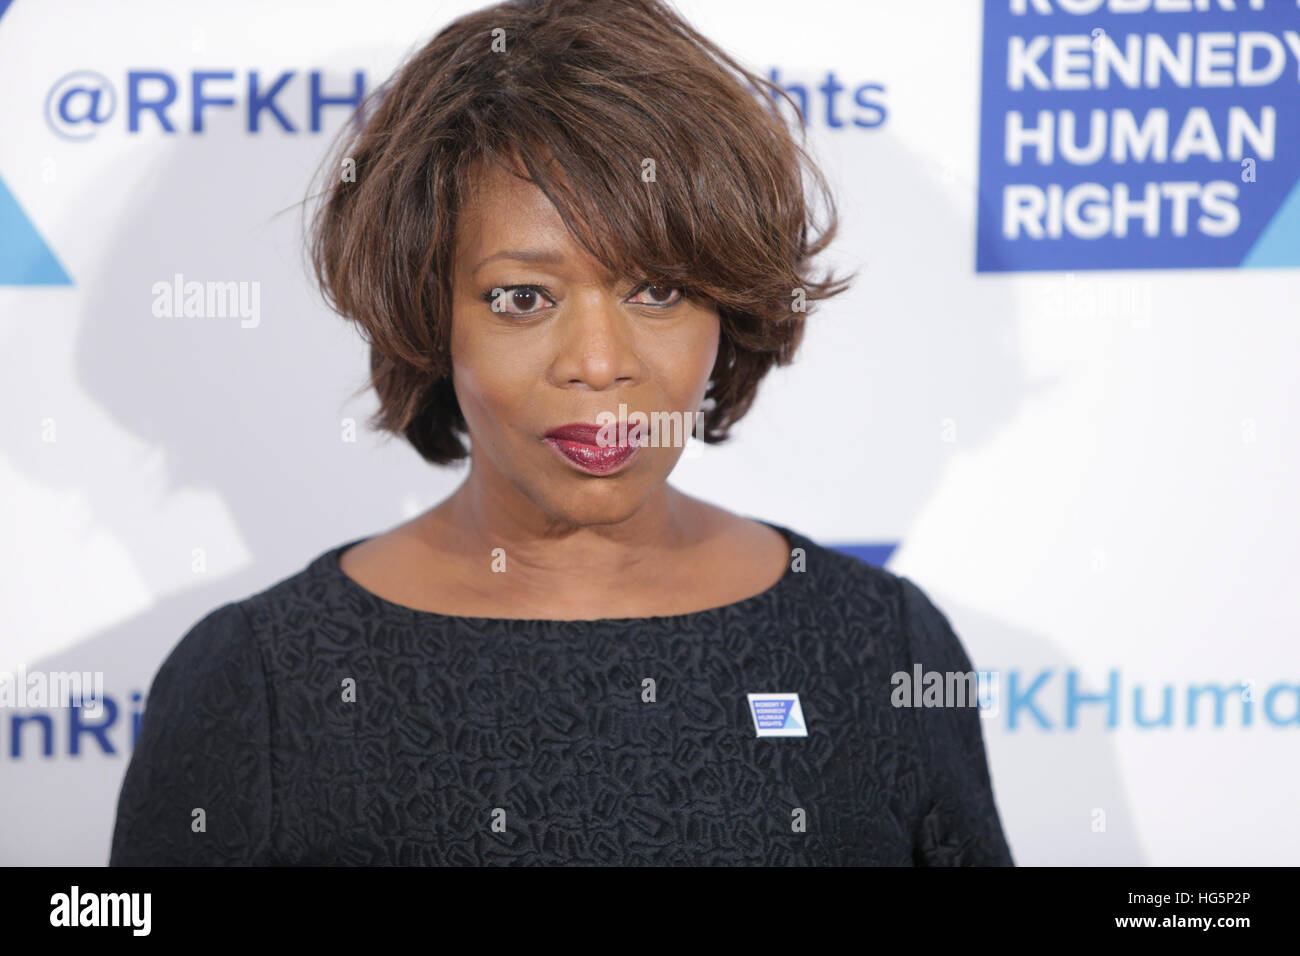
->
[110,0,1013,865]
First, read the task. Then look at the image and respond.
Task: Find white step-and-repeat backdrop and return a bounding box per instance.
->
[2,0,1297,865]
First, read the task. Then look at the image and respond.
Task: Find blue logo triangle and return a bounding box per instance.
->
[0,176,72,285]
[1243,173,1300,268]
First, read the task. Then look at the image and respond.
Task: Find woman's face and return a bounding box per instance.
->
[449,158,721,526]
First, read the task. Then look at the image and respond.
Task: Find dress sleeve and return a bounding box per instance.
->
[898,576,1014,866]
[109,601,275,865]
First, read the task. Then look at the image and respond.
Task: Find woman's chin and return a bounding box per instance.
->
[536,485,658,529]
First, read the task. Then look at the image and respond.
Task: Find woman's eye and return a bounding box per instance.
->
[628,283,684,307]
[480,282,684,316]
[483,286,554,316]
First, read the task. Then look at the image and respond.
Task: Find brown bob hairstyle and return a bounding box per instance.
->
[308,0,853,466]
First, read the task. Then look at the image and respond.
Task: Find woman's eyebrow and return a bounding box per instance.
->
[472,249,566,274]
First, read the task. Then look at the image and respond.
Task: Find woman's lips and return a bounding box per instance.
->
[544,422,640,475]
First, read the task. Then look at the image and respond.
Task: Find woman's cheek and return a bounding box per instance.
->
[670,315,720,399]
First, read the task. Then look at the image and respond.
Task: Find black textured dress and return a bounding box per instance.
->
[109,521,1014,866]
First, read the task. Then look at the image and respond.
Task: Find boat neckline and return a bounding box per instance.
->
[317,519,804,626]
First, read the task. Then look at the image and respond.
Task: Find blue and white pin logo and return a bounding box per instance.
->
[747,692,807,738]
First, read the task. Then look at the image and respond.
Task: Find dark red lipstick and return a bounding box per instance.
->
[544,422,640,475]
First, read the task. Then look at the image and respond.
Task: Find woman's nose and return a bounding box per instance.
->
[550,290,642,390]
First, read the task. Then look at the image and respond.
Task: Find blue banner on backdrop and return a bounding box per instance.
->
[976,0,1300,272]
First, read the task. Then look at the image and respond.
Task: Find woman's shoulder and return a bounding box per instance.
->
[154,540,360,680]
[113,587,289,866]
[764,518,907,602]
[762,519,968,661]
[235,538,367,626]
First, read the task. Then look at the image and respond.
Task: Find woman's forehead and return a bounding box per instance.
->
[455,161,627,277]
